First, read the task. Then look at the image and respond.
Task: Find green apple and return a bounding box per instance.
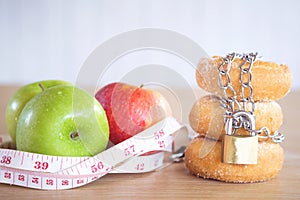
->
[5,80,71,142]
[16,85,109,156]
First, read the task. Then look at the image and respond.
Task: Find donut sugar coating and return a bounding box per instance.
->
[189,95,283,142]
[184,137,284,183]
[196,56,292,101]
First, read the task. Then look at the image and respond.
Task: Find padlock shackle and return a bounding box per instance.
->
[226,111,256,136]
[232,110,256,136]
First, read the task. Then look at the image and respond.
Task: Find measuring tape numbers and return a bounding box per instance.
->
[0,117,186,190]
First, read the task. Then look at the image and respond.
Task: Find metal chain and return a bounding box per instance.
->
[239,52,257,113]
[218,53,240,113]
[255,127,285,143]
[218,52,284,143]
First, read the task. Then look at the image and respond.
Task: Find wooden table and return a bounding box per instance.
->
[0,85,299,199]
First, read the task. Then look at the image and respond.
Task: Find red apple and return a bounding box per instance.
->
[95,82,172,145]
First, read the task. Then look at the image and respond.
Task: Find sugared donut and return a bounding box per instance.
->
[189,95,283,141]
[196,56,292,101]
[184,137,284,183]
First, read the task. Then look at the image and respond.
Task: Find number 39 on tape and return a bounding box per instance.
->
[0,117,186,190]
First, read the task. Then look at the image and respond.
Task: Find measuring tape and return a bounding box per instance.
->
[0,117,186,190]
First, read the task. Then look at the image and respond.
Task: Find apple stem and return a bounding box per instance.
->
[38,83,45,91]
[70,131,80,141]
[139,84,144,88]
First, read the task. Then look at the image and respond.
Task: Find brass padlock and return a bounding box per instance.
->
[222,111,258,164]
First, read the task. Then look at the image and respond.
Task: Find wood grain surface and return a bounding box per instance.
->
[0,85,299,200]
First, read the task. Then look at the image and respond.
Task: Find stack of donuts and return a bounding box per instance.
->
[185,55,292,183]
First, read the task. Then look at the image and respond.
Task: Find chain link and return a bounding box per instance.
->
[218,52,284,143]
[255,127,285,143]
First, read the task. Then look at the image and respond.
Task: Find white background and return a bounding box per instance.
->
[0,0,299,90]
